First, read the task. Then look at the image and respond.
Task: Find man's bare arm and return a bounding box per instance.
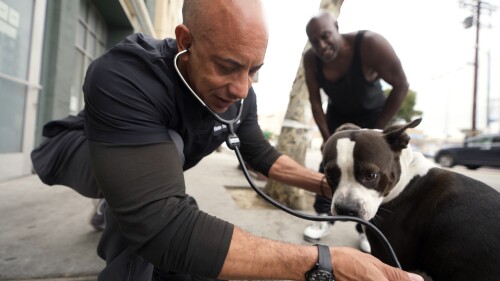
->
[363,32,409,129]
[219,227,424,281]
[268,154,330,198]
[218,227,316,280]
[304,50,331,142]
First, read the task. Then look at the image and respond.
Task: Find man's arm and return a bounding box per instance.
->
[268,154,331,198]
[219,227,423,281]
[88,141,234,277]
[363,32,409,129]
[304,50,331,142]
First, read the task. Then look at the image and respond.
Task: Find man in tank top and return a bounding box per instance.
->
[303,10,409,252]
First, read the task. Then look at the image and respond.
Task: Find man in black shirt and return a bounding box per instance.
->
[34,1,422,281]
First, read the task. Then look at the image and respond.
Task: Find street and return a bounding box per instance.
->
[443,166,500,192]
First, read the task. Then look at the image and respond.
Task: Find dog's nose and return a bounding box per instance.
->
[334,202,360,217]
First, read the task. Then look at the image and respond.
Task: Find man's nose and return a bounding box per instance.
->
[228,73,251,100]
[318,39,327,50]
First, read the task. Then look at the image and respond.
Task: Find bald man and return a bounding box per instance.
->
[302,11,409,248]
[55,1,421,280]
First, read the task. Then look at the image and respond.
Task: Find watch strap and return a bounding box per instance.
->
[316,244,333,273]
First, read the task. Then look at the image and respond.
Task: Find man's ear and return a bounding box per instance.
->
[175,24,191,60]
[383,118,422,152]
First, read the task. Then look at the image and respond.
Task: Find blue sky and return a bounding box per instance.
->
[255,0,500,139]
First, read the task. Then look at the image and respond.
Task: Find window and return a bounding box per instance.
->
[466,135,497,148]
[70,0,107,115]
[0,0,34,152]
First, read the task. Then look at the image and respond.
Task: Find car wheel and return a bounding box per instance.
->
[437,154,455,167]
[465,165,480,170]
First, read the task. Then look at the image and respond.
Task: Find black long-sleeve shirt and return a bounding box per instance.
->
[83,33,281,277]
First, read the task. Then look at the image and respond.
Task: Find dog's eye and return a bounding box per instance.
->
[364,172,378,181]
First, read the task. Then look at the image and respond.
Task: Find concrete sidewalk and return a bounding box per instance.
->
[0,148,360,281]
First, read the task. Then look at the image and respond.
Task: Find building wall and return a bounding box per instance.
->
[154,0,183,38]
[37,1,79,135]
[0,0,46,180]
[0,0,183,179]
[36,0,136,145]
[37,0,184,135]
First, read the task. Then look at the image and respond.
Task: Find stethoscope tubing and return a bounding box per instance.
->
[173,49,402,269]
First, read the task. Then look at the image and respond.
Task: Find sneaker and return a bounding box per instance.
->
[303,214,331,242]
[359,232,371,253]
[90,198,106,231]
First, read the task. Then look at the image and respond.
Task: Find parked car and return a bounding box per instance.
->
[434,133,500,169]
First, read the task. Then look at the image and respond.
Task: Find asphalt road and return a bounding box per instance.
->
[442,166,500,191]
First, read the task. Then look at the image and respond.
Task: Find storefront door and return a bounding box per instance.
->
[0,0,45,180]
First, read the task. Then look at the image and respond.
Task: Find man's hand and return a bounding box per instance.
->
[331,247,424,281]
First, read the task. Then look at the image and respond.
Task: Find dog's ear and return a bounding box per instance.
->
[383,118,422,151]
[335,123,361,133]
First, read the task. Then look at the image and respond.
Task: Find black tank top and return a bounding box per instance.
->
[317,30,386,132]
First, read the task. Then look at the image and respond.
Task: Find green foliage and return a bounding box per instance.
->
[384,88,423,122]
[262,130,273,140]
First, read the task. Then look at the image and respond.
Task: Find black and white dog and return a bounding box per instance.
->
[322,118,500,281]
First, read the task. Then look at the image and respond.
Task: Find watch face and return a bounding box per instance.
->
[307,269,334,281]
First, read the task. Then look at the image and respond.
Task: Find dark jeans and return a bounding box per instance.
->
[97,197,221,281]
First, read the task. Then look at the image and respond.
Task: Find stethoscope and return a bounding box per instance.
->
[174,49,401,269]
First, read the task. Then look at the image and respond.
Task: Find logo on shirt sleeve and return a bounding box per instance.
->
[213,120,241,136]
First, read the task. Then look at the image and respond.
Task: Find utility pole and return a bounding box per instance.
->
[486,49,491,129]
[460,0,496,135]
[471,1,480,134]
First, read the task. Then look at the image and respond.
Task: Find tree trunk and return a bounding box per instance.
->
[263,0,343,210]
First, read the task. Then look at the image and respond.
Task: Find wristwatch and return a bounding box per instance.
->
[305,244,335,281]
